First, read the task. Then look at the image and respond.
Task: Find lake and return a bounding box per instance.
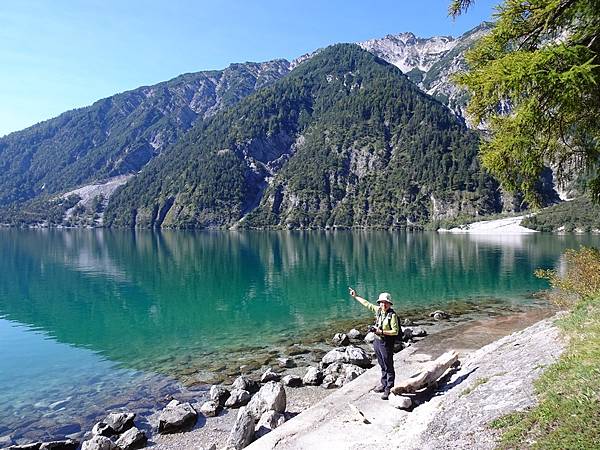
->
[1,229,598,442]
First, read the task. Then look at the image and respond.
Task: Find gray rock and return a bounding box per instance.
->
[91,422,111,437]
[224,389,251,408]
[114,427,147,450]
[281,375,302,387]
[343,364,366,383]
[402,318,413,326]
[321,374,337,389]
[254,411,285,438]
[430,310,450,320]
[302,367,323,386]
[277,357,296,368]
[198,445,216,450]
[364,332,377,343]
[92,412,135,437]
[411,327,428,337]
[346,328,364,340]
[344,346,372,368]
[39,442,79,450]
[157,400,197,434]
[225,407,255,450]
[332,333,350,346]
[105,412,135,434]
[232,376,260,394]
[81,436,117,450]
[323,362,345,376]
[246,382,286,420]
[403,328,414,340]
[389,394,412,410]
[209,385,230,406]
[200,400,221,417]
[320,348,346,366]
[260,368,281,383]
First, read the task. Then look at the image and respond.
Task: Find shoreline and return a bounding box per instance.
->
[151,304,557,450]
[2,300,555,449]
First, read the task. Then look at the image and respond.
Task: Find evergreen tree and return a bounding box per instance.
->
[450,0,600,204]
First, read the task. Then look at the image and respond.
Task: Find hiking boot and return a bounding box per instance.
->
[373,385,385,393]
[381,390,390,400]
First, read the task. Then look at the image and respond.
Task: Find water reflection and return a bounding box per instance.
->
[0,229,598,375]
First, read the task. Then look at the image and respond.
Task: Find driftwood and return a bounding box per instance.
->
[391,350,459,395]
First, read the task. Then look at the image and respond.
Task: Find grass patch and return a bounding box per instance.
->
[460,376,491,397]
[491,247,600,449]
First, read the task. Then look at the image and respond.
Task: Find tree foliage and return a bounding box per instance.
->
[452,0,600,205]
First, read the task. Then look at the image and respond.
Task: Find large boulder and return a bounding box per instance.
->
[114,427,147,450]
[411,327,428,337]
[39,441,79,450]
[322,363,366,387]
[302,367,323,386]
[255,411,285,438]
[225,407,255,450]
[157,400,197,434]
[281,375,302,387]
[246,382,286,420]
[321,374,337,389]
[331,333,350,346]
[232,376,260,394]
[225,389,251,408]
[260,368,281,383]
[81,436,117,450]
[209,385,230,406]
[200,400,221,417]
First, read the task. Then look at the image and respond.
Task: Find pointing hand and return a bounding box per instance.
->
[349,287,356,298]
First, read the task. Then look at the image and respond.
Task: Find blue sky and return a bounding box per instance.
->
[0,0,498,137]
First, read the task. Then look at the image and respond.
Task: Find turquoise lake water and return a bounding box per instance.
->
[1,229,599,442]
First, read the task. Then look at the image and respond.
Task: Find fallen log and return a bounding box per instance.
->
[391,350,459,395]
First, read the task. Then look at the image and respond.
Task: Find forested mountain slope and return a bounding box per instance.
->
[104,44,501,229]
[0,60,290,207]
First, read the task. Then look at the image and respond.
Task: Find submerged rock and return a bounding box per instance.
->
[114,427,147,450]
[157,400,197,434]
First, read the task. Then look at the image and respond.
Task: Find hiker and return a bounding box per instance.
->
[348,288,399,400]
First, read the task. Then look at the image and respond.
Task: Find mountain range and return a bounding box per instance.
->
[0,23,553,229]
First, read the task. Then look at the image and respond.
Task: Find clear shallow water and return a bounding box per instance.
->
[1,229,599,442]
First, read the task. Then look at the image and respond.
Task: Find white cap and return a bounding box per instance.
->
[376,292,393,305]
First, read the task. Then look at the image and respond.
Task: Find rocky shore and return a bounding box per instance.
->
[4,301,556,450]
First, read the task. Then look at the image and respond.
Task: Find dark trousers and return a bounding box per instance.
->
[374,337,395,390]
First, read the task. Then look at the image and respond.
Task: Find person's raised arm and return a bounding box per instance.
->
[348,287,377,313]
